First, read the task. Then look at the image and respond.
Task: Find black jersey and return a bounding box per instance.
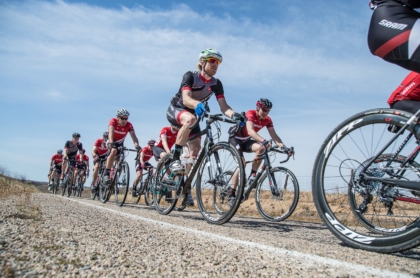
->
[170,71,225,112]
[372,0,420,8]
[64,140,83,157]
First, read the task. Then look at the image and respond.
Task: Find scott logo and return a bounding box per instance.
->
[324,118,363,156]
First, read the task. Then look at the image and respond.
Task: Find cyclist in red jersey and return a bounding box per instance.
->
[103,109,141,185]
[91,132,109,191]
[228,98,293,200]
[75,149,89,190]
[153,125,180,160]
[60,132,83,186]
[166,48,246,177]
[48,149,63,190]
[388,71,420,114]
[132,139,157,197]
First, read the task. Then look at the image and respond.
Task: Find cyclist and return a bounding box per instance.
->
[132,139,157,197]
[60,133,83,186]
[166,48,246,204]
[75,149,89,190]
[153,125,179,160]
[91,132,109,192]
[388,71,420,114]
[48,149,63,190]
[228,98,293,201]
[368,1,420,73]
[103,109,141,185]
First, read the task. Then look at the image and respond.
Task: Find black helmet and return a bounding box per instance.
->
[73,132,81,138]
[57,149,63,154]
[256,98,273,109]
[148,139,156,146]
[103,132,109,137]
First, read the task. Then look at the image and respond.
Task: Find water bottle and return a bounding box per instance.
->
[248,173,256,186]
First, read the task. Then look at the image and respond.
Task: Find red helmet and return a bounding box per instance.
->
[256,98,273,109]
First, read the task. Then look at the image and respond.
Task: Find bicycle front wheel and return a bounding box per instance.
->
[255,167,299,222]
[153,154,177,215]
[312,108,420,253]
[53,174,59,195]
[66,174,73,197]
[114,162,130,207]
[144,176,154,206]
[196,141,245,225]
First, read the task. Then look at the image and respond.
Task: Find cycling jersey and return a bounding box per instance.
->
[140,146,153,162]
[155,127,178,150]
[76,154,89,167]
[109,118,134,144]
[368,1,420,72]
[94,138,108,156]
[170,71,225,112]
[64,140,83,157]
[234,110,274,140]
[388,71,420,105]
[51,154,63,165]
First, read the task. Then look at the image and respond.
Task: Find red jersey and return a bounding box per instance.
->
[94,138,108,156]
[109,118,134,144]
[156,127,178,150]
[236,110,274,140]
[141,146,153,162]
[388,72,420,105]
[51,154,63,165]
[76,154,89,166]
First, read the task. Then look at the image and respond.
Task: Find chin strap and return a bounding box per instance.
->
[202,61,213,77]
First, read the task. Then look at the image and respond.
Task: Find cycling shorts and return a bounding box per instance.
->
[94,153,108,165]
[77,164,87,170]
[110,141,124,155]
[51,163,62,174]
[153,146,166,160]
[390,99,420,114]
[166,104,201,136]
[229,137,258,156]
[368,2,420,72]
[135,161,153,172]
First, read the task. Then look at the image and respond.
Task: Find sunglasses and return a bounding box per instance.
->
[119,117,128,121]
[261,108,271,113]
[205,58,221,65]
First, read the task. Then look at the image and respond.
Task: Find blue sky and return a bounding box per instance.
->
[0,0,411,190]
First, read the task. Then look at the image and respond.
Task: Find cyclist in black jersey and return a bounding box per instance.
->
[60,132,83,185]
[166,48,247,177]
[368,0,420,72]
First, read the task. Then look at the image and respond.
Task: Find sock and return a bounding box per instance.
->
[173,144,183,161]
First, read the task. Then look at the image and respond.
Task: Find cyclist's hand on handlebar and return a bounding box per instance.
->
[281,146,294,156]
[260,139,271,148]
[231,112,247,127]
[135,145,141,152]
[195,102,206,117]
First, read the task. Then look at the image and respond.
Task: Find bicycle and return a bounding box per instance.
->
[74,168,88,198]
[153,104,246,225]
[50,165,61,195]
[131,165,155,206]
[99,146,136,206]
[60,159,76,197]
[90,158,107,201]
[312,108,420,253]
[227,143,299,222]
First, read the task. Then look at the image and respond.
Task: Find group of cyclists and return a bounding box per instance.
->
[47,48,293,208]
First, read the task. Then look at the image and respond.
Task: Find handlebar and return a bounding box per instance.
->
[246,142,295,164]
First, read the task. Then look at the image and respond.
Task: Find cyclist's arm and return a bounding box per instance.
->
[217,97,235,118]
[267,127,285,148]
[92,146,98,159]
[140,152,145,165]
[161,135,171,153]
[128,130,140,148]
[246,121,265,143]
[182,90,200,110]
[108,125,115,145]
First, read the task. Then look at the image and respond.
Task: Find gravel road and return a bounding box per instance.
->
[1,193,419,277]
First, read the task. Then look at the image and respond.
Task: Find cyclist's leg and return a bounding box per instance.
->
[368,3,420,72]
[228,137,245,194]
[103,147,118,184]
[132,161,142,197]
[91,159,100,188]
[390,99,420,115]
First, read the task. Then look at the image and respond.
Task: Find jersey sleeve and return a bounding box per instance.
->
[94,139,101,148]
[246,110,256,122]
[181,71,194,91]
[109,118,118,128]
[128,122,134,132]
[78,143,83,150]
[266,117,274,129]
[160,127,168,138]
[64,140,71,149]
[212,79,225,100]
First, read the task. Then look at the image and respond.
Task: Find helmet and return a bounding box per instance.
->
[72,132,81,138]
[57,149,63,154]
[148,139,156,146]
[256,98,273,109]
[116,108,130,117]
[80,149,85,153]
[103,132,109,137]
[199,48,223,63]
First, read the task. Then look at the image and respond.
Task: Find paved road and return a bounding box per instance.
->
[1,193,419,277]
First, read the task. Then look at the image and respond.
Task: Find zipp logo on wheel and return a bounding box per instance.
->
[324,119,363,156]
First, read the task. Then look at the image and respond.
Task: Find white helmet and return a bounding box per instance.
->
[199,48,223,63]
[116,108,130,117]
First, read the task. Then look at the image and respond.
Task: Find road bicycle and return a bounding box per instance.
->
[153,105,245,225]
[312,108,420,253]
[90,158,107,200]
[74,168,88,198]
[227,143,299,222]
[60,159,76,197]
[49,164,61,195]
[131,165,155,206]
[99,146,136,206]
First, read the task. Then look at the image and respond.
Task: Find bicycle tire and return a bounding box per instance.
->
[66,173,73,197]
[144,176,154,206]
[312,108,420,253]
[131,185,142,204]
[114,162,130,207]
[153,154,178,215]
[255,167,299,222]
[99,176,111,203]
[53,174,59,195]
[90,183,97,200]
[196,141,245,225]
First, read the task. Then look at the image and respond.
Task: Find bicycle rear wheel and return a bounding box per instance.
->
[255,167,299,222]
[153,154,178,215]
[66,174,73,197]
[90,183,97,200]
[114,162,130,207]
[53,174,59,195]
[144,176,154,206]
[312,108,420,253]
[196,142,245,225]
